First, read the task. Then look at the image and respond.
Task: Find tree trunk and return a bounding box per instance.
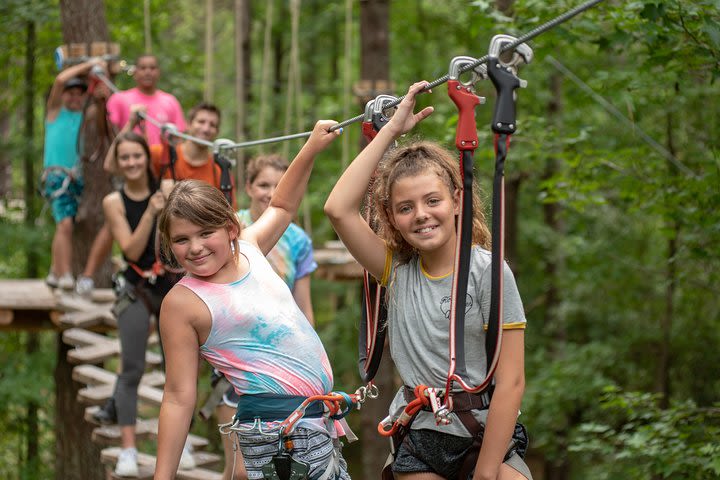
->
[23,21,39,279]
[360,0,389,83]
[56,2,110,478]
[504,172,526,270]
[235,0,251,205]
[55,334,103,479]
[59,0,109,42]
[0,110,10,202]
[656,103,679,410]
[25,333,40,478]
[60,0,114,285]
[358,2,395,478]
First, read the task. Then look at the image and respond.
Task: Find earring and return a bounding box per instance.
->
[230,241,236,256]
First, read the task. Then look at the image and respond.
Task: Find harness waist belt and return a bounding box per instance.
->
[234,394,325,423]
[402,386,491,411]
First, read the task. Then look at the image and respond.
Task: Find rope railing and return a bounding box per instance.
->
[91,0,604,153]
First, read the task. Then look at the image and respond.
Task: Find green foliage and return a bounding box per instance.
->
[571,388,720,479]
[1,0,720,478]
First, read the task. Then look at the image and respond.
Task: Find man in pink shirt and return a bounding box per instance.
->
[106,54,186,146]
[75,55,186,297]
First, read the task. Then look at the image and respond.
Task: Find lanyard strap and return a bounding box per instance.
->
[357,95,396,384]
[444,36,533,411]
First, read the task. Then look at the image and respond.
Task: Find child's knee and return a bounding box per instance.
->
[56,217,74,235]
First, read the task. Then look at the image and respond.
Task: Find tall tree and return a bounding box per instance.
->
[357,1,393,477]
[54,2,110,478]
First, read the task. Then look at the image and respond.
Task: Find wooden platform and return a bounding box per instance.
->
[0,279,115,331]
[314,241,364,281]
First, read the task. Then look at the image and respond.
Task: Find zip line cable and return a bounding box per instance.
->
[545,55,698,178]
[92,0,604,152]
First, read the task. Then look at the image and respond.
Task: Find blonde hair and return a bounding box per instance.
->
[245,154,288,184]
[158,180,241,264]
[373,140,491,263]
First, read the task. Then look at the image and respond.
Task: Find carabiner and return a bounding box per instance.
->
[448,56,488,89]
[488,34,533,78]
[486,35,533,134]
[362,94,398,141]
[161,123,181,146]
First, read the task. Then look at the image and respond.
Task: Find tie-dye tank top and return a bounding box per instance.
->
[178,240,333,397]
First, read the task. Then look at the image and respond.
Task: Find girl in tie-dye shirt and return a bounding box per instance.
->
[154,121,349,480]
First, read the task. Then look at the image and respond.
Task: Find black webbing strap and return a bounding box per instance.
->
[213,151,234,206]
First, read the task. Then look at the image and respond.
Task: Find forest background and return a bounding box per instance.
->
[0,0,719,479]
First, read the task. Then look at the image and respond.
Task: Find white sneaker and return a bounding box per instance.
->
[179,441,196,470]
[45,272,59,288]
[57,273,75,290]
[75,276,94,297]
[115,447,139,477]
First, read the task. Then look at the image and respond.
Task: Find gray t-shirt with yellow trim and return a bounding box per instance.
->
[381,246,526,436]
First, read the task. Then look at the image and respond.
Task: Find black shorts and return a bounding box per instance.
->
[392,426,531,480]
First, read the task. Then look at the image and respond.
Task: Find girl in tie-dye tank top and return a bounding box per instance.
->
[154,121,350,480]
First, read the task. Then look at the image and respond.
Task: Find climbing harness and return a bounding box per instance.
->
[39,166,80,202]
[37,166,82,224]
[219,389,368,480]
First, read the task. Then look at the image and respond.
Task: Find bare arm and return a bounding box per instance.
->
[243,120,341,255]
[103,190,164,263]
[292,276,314,326]
[103,105,146,173]
[472,329,526,480]
[46,60,100,122]
[154,286,204,480]
[324,81,434,280]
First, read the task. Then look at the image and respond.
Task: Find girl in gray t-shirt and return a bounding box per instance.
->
[325,81,532,480]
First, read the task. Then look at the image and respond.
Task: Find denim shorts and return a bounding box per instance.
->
[393,427,532,480]
[44,171,83,223]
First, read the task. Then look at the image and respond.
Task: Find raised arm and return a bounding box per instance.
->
[103,105,146,173]
[102,190,164,262]
[244,120,340,255]
[154,286,203,480]
[324,81,434,280]
[46,60,100,122]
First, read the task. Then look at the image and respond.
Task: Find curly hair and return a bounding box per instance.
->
[372,140,490,263]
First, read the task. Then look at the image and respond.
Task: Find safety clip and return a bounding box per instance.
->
[486,34,533,134]
[161,123,181,146]
[212,139,238,168]
[427,388,452,426]
[447,56,486,151]
[362,94,398,141]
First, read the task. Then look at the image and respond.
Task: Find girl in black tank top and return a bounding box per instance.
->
[93,131,176,477]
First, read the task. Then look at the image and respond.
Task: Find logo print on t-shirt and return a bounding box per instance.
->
[440,293,474,319]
